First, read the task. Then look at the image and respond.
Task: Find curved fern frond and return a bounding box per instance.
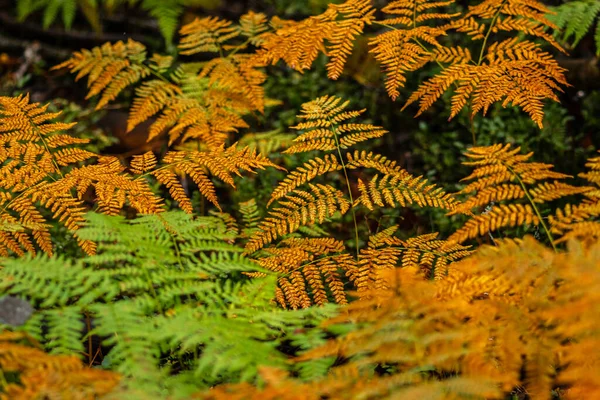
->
[549,151,600,243]
[548,0,600,54]
[348,227,472,296]
[256,237,351,308]
[448,144,587,245]
[178,16,240,55]
[355,173,457,211]
[245,184,351,254]
[52,40,149,110]
[285,95,387,155]
[254,0,375,79]
[0,332,119,399]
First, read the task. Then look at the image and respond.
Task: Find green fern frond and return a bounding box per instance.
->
[548,0,600,54]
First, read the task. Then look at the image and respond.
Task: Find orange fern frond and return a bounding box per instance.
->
[355,173,457,211]
[448,144,588,245]
[348,227,472,295]
[151,144,281,213]
[256,237,351,308]
[284,95,387,154]
[0,332,119,400]
[52,39,149,110]
[178,16,240,55]
[245,184,351,254]
[254,0,375,79]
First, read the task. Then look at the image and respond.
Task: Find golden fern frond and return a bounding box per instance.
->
[245,184,351,254]
[0,95,102,255]
[52,39,149,110]
[128,80,182,132]
[267,154,342,207]
[449,144,574,215]
[579,151,600,185]
[364,0,568,127]
[54,156,164,216]
[0,332,120,400]
[447,144,591,244]
[130,151,158,175]
[254,0,375,79]
[549,151,600,243]
[237,130,295,156]
[152,144,281,213]
[464,0,563,50]
[199,54,266,113]
[256,237,350,308]
[348,226,472,295]
[448,203,539,244]
[355,173,457,211]
[239,11,270,46]
[178,16,240,55]
[284,95,387,154]
[369,0,456,100]
[402,39,568,128]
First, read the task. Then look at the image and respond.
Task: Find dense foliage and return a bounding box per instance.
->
[0,0,599,399]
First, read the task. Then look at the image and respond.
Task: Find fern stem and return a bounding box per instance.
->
[328,118,360,259]
[477,0,508,66]
[507,165,558,252]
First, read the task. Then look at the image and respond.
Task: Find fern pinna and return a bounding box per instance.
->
[245,95,465,308]
[253,0,568,129]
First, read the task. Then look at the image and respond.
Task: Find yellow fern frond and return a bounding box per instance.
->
[128,80,182,132]
[255,0,375,79]
[199,54,266,113]
[178,16,240,55]
[239,11,270,45]
[267,155,342,207]
[356,173,457,211]
[155,144,281,212]
[130,151,158,175]
[0,332,119,399]
[285,95,387,154]
[245,184,351,253]
[349,227,471,294]
[449,203,539,244]
[256,237,350,308]
[448,144,590,245]
[52,39,149,110]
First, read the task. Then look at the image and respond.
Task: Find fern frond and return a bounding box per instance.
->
[285,95,387,154]
[254,0,375,79]
[449,203,539,244]
[130,151,158,175]
[153,144,280,212]
[178,16,240,55]
[348,227,472,295]
[52,40,149,110]
[239,11,270,45]
[448,144,588,245]
[238,130,295,155]
[0,332,120,398]
[239,199,262,238]
[245,184,351,254]
[199,54,267,112]
[256,237,350,308]
[128,80,182,132]
[548,0,600,54]
[355,173,457,211]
